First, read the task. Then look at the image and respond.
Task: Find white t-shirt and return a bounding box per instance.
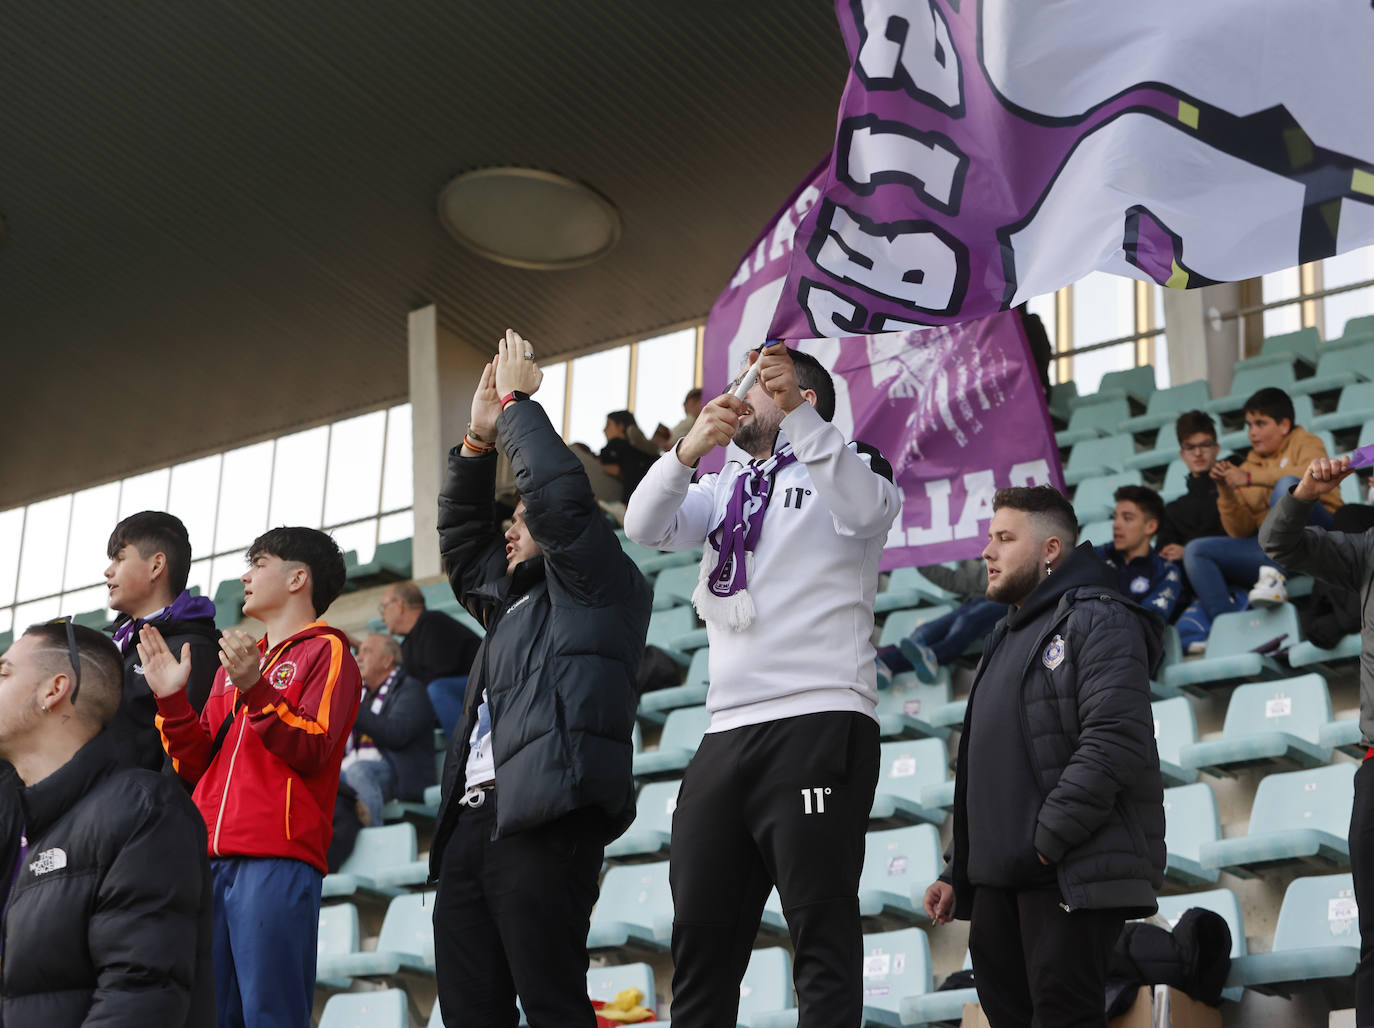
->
[463,689,495,788]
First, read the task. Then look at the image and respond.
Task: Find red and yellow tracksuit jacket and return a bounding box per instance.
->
[155,621,361,873]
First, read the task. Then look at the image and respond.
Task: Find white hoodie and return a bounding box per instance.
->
[624,402,902,732]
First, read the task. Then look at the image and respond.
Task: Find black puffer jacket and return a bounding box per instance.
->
[947,543,1166,918]
[1,730,214,1027]
[429,399,652,875]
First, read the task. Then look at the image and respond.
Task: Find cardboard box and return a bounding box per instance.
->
[958,987,1221,1028]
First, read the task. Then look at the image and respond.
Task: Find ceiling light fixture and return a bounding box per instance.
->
[437,167,622,270]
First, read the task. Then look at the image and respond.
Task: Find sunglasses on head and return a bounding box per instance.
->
[45,616,82,706]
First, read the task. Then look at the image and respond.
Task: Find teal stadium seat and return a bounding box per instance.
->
[1177,674,1333,776]
[632,705,709,779]
[0,630,12,654]
[869,738,949,827]
[1231,327,1318,376]
[1160,460,1189,503]
[638,647,710,723]
[653,562,700,610]
[318,988,408,1028]
[878,605,956,649]
[315,891,436,981]
[874,566,959,614]
[1200,763,1355,877]
[1063,434,1135,487]
[753,927,931,1028]
[588,862,672,953]
[1047,381,1078,426]
[1070,365,1155,413]
[1077,519,1114,548]
[212,578,245,630]
[1206,364,1297,418]
[874,670,953,741]
[1290,341,1374,397]
[1148,626,1184,701]
[1156,888,1246,1002]
[604,779,679,861]
[321,822,426,899]
[1162,783,1221,888]
[1336,314,1374,345]
[1161,603,1299,692]
[1318,713,1366,760]
[586,962,657,1011]
[1054,397,1132,448]
[345,538,413,588]
[858,825,942,923]
[737,948,795,1026]
[1152,698,1200,787]
[1311,382,1374,434]
[1228,873,1360,995]
[1121,380,1212,436]
[1071,470,1144,524]
[902,949,978,1027]
[72,608,110,630]
[316,903,360,991]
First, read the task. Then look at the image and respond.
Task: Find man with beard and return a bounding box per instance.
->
[922,485,1165,1027]
[624,341,901,1026]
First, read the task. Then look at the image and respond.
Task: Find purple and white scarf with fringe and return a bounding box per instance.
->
[692,444,797,631]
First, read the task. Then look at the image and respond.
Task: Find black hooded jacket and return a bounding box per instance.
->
[428,399,652,878]
[1,730,214,1027]
[945,543,1166,918]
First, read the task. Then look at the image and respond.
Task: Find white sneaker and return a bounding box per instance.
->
[1248,566,1287,607]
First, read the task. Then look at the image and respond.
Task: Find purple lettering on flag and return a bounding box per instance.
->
[703,168,1064,569]
[762,0,1374,335]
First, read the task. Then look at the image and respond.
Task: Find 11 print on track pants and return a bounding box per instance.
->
[666,711,880,1027]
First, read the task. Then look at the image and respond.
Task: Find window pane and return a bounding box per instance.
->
[209,555,246,603]
[118,469,171,520]
[0,607,12,637]
[14,597,61,629]
[380,404,413,512]
[1071,341,1135,397]
[214,442,273,554]
[64,482,121,591]
[329,520,377,567]
[538,363,568,440]
[1153,288,1171,389]
[1073,272,1134,347]
[1262,266,1302,336]
[634,329,697,445]
[17,495,72,602]
[186,558,213,599]
[270,426,328,529]
[377,511,414,545]
[1323,245,1374,339]
[324,411,386,527]
[63,584,113,622]
[169,455,222,560]
[567,347,630,449]
[0,508,24,608]
[1026,291,1058,351]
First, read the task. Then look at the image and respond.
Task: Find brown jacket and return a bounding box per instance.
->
[1217,426,1342,537]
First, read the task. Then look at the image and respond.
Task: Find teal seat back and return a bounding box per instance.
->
[876,672,952,723]
[648,606,696,646]
[1261,327,1320,363]
[1095,365,1157,403]
[1249,763,1356,838]
[1152,698,1197,764]
[1314,341,1374,379]
[655,563,700,606]
[879,605,955,648]
[1155,888,1246,958]
[1273,873,1359,951]
[659,706,710,751]
[587,962,657,1009]
[1072,471,1144,521]
[634,780,681,837]
[1161,460,1189,502]
[594,862,672,933]
[319,989,408,1028]
[739,948,794,1017]
[684,648,710,690]
[377,892,436,965]
[337,823,418,878]
[1205,603,1300,659]
[860,825,942,900]
[861,927,934,1014]
[877,738,950,793]
[885,566,959,603]
[1221,674,1331,745]
[1335,382,1374,416]
[1064,397,1131,435]
[317,903,360,960]
[1078,519,1114,547]
[1064,435,1135,477]
[1144,380,1210,416]
[1163,783,1220,862]
[1226,363,1296,400]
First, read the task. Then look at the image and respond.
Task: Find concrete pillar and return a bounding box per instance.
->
[1162,281,1242,398]
[408,305,491,580]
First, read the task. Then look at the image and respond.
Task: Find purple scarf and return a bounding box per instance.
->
[112,589,218,652]
[693,445,797,631]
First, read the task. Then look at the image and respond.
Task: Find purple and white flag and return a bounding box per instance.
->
[704,168,1063,569]
[761,0,1374,336]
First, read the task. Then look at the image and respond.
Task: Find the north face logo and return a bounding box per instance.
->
[29,848,67,876]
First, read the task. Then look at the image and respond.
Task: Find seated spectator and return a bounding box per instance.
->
[1178,387,1343,651]
[1096,485,1181,620]
[0,622,214,1026]
[600,411,659,501]
[875,559,1006,685]
[1156,411,1232,563]
[342,633,438,828]
[652,387,704,451]
[379,581,481,736]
